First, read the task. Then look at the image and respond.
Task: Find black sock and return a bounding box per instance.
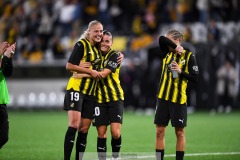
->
[97,137,107,160]
[111,136,121,158]
[176,151,184,160]
[64,127,77,160]
[156,149,164,160]
[76,132,88,160]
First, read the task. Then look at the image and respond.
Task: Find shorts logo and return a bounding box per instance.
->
[117,115,122,119]
[70,103,74,108]
[178,119,184,124]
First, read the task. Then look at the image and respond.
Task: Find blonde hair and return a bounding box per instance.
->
[165,29,183,42]
[80,20,102,39]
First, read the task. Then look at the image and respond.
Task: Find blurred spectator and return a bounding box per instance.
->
[207,19,220,42]
[132,14,144,36]
[109,0,123,33]
[58,0,81,37]
[196,0,209,24]
[176,0,196,22]
[98,0,112,29]
[215,58,238,113]
[183,25,193,43]
[61,29,79,59]
[51,35,65,59]
[82,0,98,24]
[143,0,159,34]
[209,0,234,22]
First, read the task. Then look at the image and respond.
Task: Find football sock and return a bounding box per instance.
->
[76,132,88,160]
[97,137,107,160]
[111,135,122,158]
[176,151,184,160]
[156,149,164,160]
[64,127,77,160]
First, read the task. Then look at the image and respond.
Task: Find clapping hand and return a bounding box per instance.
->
[4,42,16,58]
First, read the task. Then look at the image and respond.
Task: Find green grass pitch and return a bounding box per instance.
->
[0,110,240,160]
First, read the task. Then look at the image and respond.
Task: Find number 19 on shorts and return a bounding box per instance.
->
[70,92,79,101]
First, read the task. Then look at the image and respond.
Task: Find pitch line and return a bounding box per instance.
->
[117,152,240,159]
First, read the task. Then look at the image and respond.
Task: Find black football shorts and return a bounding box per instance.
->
[94,100,124,126]
[154,99,187,128]
[64,89,96,120]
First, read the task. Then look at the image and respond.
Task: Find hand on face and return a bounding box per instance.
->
[175,45,183,55]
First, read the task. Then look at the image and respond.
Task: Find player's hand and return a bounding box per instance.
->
[0,41,9,55]
[175,45,183,55]
[4,42,16,58]
[117,52,124,64]
[79,61,91,68]
[171,61,181,74]
[90,70,101,80]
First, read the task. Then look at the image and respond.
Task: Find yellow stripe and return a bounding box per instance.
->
[66,77,81,91]
[179,51,191,104]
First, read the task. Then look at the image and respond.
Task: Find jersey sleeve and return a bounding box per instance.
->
[159,36,177,59]
[68,41,84,65]
[188,53,199,75]
[1,56,13,77]
[105,53,119,73]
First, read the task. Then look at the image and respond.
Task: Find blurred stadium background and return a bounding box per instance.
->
[1,0,239,112]
[1,0,240,160]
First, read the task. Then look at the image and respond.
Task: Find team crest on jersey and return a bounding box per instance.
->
[180,59,186,65]
[70,103,74,108]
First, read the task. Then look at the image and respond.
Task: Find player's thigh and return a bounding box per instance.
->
[154,99,170,126]
[81,95,96,120]
[108,101,123,124]
[94,104,109,126]
[170,103,187,128]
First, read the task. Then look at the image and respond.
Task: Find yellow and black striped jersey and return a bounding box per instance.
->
[157,50,198,104]
[66,38,102,96]
[97,49,124,103]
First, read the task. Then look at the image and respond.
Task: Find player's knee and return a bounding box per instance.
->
[175,129,185,140]
[69,123,78,129]
[79,126,90,133]
[0,136,9,149]
[111,130,120,139]
[156,128,165,138]
[69,120,80,129]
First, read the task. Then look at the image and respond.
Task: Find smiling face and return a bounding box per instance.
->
[100,32,113,54]
[88,22,103,45]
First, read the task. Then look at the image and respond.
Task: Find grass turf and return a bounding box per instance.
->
[0,110,240,160]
